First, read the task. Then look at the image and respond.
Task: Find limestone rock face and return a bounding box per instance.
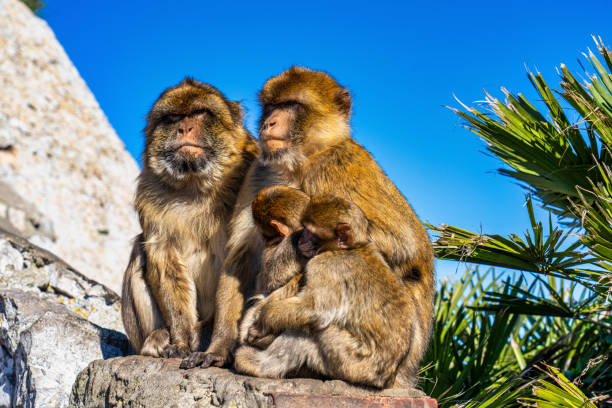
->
[0,290,129,408]
[0,0,140,293]
[70,356,434,408]
[0,229,130,408]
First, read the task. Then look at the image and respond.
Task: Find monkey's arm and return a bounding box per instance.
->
[145,243,197,358]
[257,291,316,335]
[195,220,261,367]
[121,235,165,354]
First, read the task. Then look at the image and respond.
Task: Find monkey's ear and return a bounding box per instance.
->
[228,101,245,123]
[270,220,291,237]
[336,223,354,248]
[334,89,352,117]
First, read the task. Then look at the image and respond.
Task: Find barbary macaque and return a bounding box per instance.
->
[237,185,310,349]
[234,196,413,389]
[191,67,433,388]
[251,185,310,294]
[121,78,259,358]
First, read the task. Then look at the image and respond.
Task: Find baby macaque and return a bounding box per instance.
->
[235,195,413,389]
[239,185,310,349]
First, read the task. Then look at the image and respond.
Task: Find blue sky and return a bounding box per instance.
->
[43,0,611,280]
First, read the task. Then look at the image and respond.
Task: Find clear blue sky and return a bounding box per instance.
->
[43,0,611,280]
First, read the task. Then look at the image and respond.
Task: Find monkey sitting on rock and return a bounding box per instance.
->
[234,194,413,389]
[121,79,259,358]
[197,68,434,389]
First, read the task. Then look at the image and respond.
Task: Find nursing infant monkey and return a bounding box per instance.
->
[235,186,412,388]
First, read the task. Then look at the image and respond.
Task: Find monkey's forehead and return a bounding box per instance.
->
[154,86,229,113]
[259,66,346,108]
[255,186,309,202]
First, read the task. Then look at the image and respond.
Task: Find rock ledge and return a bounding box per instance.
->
[70,356,437,408]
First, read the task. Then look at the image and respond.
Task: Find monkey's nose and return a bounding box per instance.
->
[178,126,194,134]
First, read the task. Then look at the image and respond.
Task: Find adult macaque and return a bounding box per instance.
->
[234,196,412,389]
[121,79,259,358]
[189,67,434,387]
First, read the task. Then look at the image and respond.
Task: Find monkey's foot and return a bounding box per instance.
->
[180,352,226,369]
[179,352,206,369]
[161,344,190,359]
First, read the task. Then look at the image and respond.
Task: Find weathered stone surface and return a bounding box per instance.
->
[0,290,129,408]
[0,180,56,249]
[70,356,434,408]
[0,0,140,293]
[0,229,123,333]
[0,228,130,407]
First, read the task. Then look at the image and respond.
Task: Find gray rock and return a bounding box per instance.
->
[0,181,55,244]
[0,290,129,408]
[0,0,141,293]
[70,356,427,408]
[0,229,124,333]
[0,228,129,408]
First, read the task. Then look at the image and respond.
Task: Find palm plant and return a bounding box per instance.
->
[425,36,612,407]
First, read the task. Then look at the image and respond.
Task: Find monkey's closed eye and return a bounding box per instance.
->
[190,109,211,117]
[163,114,183,124]
[264,236,283,247]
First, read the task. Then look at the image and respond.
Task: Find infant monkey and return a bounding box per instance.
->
[239,185,310,349]
[235,195,413,388]
[252,185,310,294]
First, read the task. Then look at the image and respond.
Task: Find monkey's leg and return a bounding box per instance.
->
[146,248,198,359]
[234,332,323,379]
[121,236,165,354]
[195,236,259,368]
[317,327,392,389]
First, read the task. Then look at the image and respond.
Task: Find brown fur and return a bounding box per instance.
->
[251,185,310,293]
[235,196,412,389]
[237,186,310,349]
[193,68,434,387]
[121,78,259,358]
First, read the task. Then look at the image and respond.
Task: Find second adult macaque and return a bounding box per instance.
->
[234,196,413,389]
[198,68,434,389]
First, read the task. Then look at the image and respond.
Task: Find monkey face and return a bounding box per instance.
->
[297,227,322,259]
[144,79,245,183]
[258,102,307,167]
[257,67,353,169]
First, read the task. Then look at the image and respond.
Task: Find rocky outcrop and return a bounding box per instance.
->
[0,0,140,293]
[70,356,435,408]
[0,229,130,407]
[1,290,128,408]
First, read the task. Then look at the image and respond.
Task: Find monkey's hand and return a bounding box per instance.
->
[179,351,226,369]
[249,333,275,349]
[246,319,270,346]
